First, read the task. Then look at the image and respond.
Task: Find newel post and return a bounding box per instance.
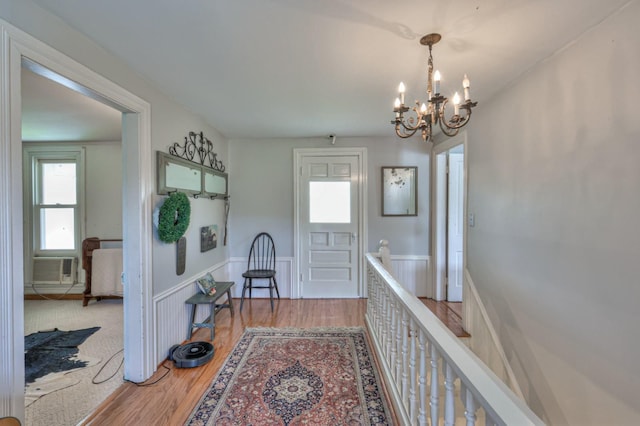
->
[378,239,393,273]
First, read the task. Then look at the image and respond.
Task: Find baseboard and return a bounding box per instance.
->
[463,269,524,399]
[24,294,84,300]
[23,283,84,295]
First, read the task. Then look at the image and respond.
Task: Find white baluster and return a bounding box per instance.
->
[394,301,403,382]
[389,298,398,380]
[376,276,382,334]
[401,309,409,407]
[384,287,393,360]
[430,342,440,426]
[408,320,418,423]
[365,269,372,319]
[374,285,381,338]
[380,284,386,356]
[444,363,455,426]
[418,330,428,426]
[369,271,378,333]
[378,277,384,337]
[462,384,478,426]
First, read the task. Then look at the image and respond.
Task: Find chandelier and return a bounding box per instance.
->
[392,33,477,142]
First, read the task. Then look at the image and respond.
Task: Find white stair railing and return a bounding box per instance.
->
[365,253,545,426]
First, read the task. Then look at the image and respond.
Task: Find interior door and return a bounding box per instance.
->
[300,155,359,298]
[447,152,464,301]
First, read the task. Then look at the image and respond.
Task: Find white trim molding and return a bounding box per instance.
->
[463,268,525,399]
[0,22,25,419]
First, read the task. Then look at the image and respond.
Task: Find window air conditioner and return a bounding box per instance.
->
[32,257,77,284]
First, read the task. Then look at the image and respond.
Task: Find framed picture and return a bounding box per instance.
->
[382,167,417,216]
[200,225,218,252]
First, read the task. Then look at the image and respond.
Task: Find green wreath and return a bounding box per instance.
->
[158,192,191,243]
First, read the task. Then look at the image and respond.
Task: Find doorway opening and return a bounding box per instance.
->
[432,134,467,302]
[21,63,125,425]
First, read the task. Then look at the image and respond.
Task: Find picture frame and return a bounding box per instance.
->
[382,166,417,216]
[200,225,218,252]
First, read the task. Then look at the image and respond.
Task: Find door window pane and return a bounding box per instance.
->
[41,162,76,204]
[309,182,350,223]
[40,208,75,250]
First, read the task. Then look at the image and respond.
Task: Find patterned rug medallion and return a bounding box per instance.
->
[186,327,392,425]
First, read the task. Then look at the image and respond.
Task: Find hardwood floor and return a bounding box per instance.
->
[419,298,470,338]
[83,299,368,425]
[83,297,467,425]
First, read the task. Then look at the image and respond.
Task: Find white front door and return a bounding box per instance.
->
[447,152,464,301]
[299,154,360,298]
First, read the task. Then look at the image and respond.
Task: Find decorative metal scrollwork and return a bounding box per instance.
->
[169,131,225,172]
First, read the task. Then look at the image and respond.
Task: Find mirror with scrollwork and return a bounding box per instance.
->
[157,151,228,198]
[382,166,417,216]
[203,168,227,197]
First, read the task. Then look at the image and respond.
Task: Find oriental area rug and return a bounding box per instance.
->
[186,327,392,425]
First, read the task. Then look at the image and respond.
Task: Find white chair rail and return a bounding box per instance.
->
[365,253,544,426]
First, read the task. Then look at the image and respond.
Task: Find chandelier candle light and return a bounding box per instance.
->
[392,33,477,142]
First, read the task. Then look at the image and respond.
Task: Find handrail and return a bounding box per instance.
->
[365,253,545,426]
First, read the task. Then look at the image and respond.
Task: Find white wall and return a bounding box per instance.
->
[0,0,230,296]
[85,141,122,239]
[228,136,430,258]
[83,141,122,287]
[466,3,640,425]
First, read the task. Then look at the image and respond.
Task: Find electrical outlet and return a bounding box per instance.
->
[468,213,475,227]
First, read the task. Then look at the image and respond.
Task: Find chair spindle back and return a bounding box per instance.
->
[247,232,276,271]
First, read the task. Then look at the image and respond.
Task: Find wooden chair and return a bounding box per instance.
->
[239,232,280,312]
[0,417,21,426]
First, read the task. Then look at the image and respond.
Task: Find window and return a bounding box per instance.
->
[309,181,351,223]
[37,160,77,250]
[26,148,84,255]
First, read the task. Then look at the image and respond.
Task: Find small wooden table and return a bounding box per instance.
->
[185,281,234,341]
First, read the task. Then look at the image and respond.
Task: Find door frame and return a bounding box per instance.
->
[446,150,464,301]
[293,148,368,299]
[430,133,467,301]
[0,19,153,418]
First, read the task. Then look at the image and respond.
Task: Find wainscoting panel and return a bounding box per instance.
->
[226,257,293,299]
[389,255,430,297]
[463,269,524,399]
[153,261,229,365]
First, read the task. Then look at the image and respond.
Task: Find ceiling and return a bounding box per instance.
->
[22,68,122,142]
[23,0,631,141]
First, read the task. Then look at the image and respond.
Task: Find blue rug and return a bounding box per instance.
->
[25,327,100,385]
